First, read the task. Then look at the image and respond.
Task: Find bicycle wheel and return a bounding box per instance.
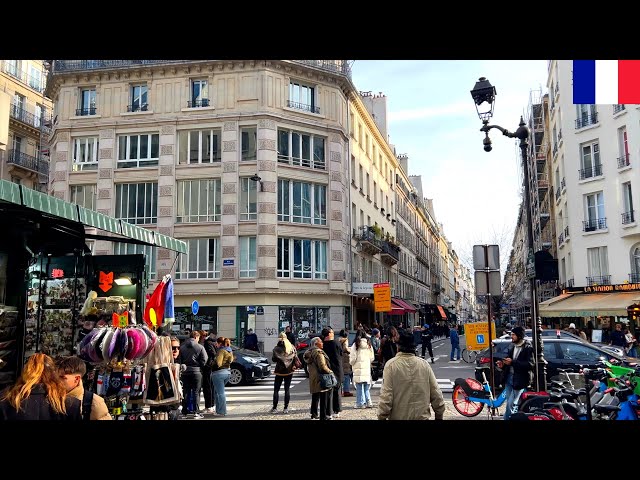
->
[462,349,477,363]
[451,384,484,417]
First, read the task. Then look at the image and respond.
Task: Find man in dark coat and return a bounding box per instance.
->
[321,326,344,418]
[177,330,208,418]
[285,325,297,347]
[202,332,218,413]
[499,326,534,420]
[421,324,435,363]
[243,329,259,351]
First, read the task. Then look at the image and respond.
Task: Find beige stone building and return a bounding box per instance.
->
[45,60,352,352]
[0,60,52,190]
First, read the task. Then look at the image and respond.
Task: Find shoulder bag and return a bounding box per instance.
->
[315,352,337,389]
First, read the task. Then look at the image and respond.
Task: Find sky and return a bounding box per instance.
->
[351,60,549,267]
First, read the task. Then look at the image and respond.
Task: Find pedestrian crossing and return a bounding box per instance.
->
[369,377,455,393]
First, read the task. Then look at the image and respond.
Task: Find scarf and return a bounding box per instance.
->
[273,344,296,368]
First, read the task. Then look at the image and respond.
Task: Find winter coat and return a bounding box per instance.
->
[340,338,352,375]
[0,384,82,421]
[349,338,374,384]
[502,339,535,390]
[380,336,397,363]
[68,384,111,420]
[177,338,209,373]
[215,347,233,370]
[272,344,297,376]
[303,346,332,394]
[203,337,218,369]
[377,352,446,420]
[450,328,460,346]
[323,338,344,382]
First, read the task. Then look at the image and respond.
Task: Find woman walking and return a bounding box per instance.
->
[349,329,375,409]
[271,332,297,414]
[339,330,353,397]
[211,336,233,416]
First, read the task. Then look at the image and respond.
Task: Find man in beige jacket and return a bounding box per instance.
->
[377,329,445,420]
[56,355,112,420]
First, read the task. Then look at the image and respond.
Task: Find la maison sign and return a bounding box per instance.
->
[563,283,640,294]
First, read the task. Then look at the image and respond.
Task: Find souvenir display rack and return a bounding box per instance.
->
[0,306,19,388]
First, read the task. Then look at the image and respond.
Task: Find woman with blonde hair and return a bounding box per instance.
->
[271,331,298,414]
[211,336,233,416]
[0,353,82,421]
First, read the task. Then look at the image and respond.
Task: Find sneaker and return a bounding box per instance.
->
[366,403,374,408]
[193,413,205,419]
[270,407,278,414]
[310,414,319,419]
[325,416,333,420]
[283,408,289,414]
[343,392,354,397]
[204,407,215,414]
[333,412,340,418]
[354,404,365,409]
[431,358,435,363]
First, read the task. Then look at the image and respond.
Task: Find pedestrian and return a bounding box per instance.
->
[610,323,626,349]
[624,327,637,357]
[0,353,82,421]
[380,326,399,367]
[55,355,111,420]
[303,336,333,420]
[285,325,297,347]
[339,330,353,397]
[176,330,208,419]
[349,329,375,409]
[270,332,297,414]
[370,328,381,358]
[449,324,460,361]
[211,336,233,416]
[243,328,259,352]
[202,331,218,413]
[421,324,435,363]
[586,320,595,342]
[377,329,445,420]
[497,326,534,420]
[321,326,343,418]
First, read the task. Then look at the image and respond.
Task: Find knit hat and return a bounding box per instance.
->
[372,328,380,335]
[512,326,525,340]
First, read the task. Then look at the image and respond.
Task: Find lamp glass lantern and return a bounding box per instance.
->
[470,77,496,121]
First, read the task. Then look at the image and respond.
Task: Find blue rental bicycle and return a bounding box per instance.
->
[452,371,510,419]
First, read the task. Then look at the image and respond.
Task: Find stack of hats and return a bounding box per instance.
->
[78,324,158,363]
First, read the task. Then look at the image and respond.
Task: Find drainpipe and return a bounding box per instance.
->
[346,93,354,330]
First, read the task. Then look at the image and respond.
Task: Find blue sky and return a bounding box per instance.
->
[351,60,549,266]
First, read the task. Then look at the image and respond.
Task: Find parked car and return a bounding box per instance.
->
[475,337,635,389]
[227,345,271,386]
[296,331,357,377]
[496,328,626,356]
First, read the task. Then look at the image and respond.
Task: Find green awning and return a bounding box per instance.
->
[155,232,187,254]
[77,206,122,235]
[120,220,155,245]
[0,181,21,205]
[22,187,78,222]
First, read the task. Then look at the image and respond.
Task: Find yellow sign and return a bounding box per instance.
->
[465,321,497,351]
[373,282,391,312]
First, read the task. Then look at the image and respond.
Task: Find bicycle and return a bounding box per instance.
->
[461,348,477,363]
[451,371,509,419]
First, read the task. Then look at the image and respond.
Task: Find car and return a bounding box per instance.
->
[500,328,627,357]
[227,345,271,386]
[474,337,636,389]
[296,331,357,377]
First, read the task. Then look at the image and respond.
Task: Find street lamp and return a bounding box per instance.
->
[470,77,547,391]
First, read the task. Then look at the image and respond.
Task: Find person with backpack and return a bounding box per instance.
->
[56,355,111,420]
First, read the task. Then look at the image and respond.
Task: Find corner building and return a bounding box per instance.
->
[45,60,352,352]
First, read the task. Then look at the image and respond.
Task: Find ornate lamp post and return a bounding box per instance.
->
[470,77,547,391]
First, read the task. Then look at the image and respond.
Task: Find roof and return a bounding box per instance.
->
[538,291,640,317]
[0,180,186,254]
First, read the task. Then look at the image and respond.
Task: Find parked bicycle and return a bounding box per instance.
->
[461,348,477,363]
[451,371,509,419]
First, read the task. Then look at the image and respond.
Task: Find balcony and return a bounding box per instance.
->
[561,278,574,289]
[575,113,598,129]
[75,106,97,116]
[614,104,626,114]
[579,164,603,180]
[586,275,611,286]
[126,103,149,112]
[564,225,570,239]
[558,231,565,244]
[355,228,382,256]
[187,99,209,108]
[1,60,45,93]
[7,149,49,176]
[617,153,631,169]
[537,173,548,198]
[539,212,550,229]
[286,100,320,114]
[622,210,635,224]
[380,241,400,266]
[583,218,607,232]
[10,105,52,135]
[561,177,566,191]
[555,187,561,202]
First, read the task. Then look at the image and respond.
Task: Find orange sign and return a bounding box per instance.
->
[112,311,129,327]
[99,271,114,293]
[374,282,391,312]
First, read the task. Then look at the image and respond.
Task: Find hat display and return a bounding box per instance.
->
[77,325,159,364]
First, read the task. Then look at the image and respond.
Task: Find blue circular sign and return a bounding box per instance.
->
[192,300,199,315]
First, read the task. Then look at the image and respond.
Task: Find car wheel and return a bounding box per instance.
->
[228,366,245,386]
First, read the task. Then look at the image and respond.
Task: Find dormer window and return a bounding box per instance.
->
[189,79,209,108]
[129,84,148,112]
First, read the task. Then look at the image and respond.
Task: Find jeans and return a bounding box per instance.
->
[211,369,231,415]
[181,370,203,415]
[503,377,525,420]
[355,382,372,407]
[273,374,293,409]
[343,373,353,393]
[450,344,460,360]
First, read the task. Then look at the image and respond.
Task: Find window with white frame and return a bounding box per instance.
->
[576,104,597,128]
[579,141,601,179]
[241,126,257,161]
[239,177,257,220]
[29,64,42,91]
[587,246,608,279]
[633,246,640,275]
[277,237,327,279]
[585,191,605,230]
[176,179,221,223]
[288,80,318,113]
[239,236,257,278]
[72,137,99,171]
[190,79,209,107]
[623,182,634,224]
[70,184,96,211]
[176,238,221,279]
[78,88,96,116]
[618,126,630,167]
[115,182,158,224]
[277,179,326,225]
[117,133,159,168]
[277,129,325,169]
[114,242,157,280]
[129,84,148,112]
[178,129,221,164]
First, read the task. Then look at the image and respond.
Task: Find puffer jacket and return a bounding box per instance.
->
[215,347,233,370]
[349,338,374,384]
[340,338,352,375]
[377,352,446,420]
[303,346,332,394]
[177,338,209,373]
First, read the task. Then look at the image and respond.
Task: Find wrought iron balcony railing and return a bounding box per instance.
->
[614,104,626,114]
[617,153,630,168]
[558,231,565,244]
[7,149,49,176]
[380,241,400,261]
[1,61,46,93]
[579,163,603,180]
[10,104,52,135]
[187,99,209,108]
[583,218,607,231]
[575,112,598,129]
[75,106,97,116]
[622,210,635,224]
[127,103,149,112]
[555,187,561,201]
[565,225,570,238]
[586,275,611,286]
[287,100,320,114]
[630,273,640,283]
[561,177,566,190]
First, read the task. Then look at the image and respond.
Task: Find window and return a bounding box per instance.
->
[365,134,369,157]
[373,181,377,205]
[34,104,42,128]
[176,238,220,279]
[358,124,362,146]
[618,127,630,168]
[129,84,148,112]
[72,137,99,171]
[575,104,597,129]
[579,141,601,179]
[239,177,257,220]
[5,60,18,77]
[277,179,326,225]
[29,64,42,91]
[350,156,356,184]
[176,179,221,223]
[239,236,257,278]
[277,129,325,169]
[559,342,601,363]
[633,247,640,276]
[70,185,96,211]
[114,243,157,280]
[277,237,327,279]
[12,135,22,153]
[623,182,634,224]
[587,246,609,279]
[241,126,257,161]
[178,129,221,164]
[78,88,96,116]
[288,80,318,113]
[585,192,605,230]
[117,133,159,168]
[349,113,355,137]
[190,79,209,107]
[115,182,158,224]
[359,165,363,190]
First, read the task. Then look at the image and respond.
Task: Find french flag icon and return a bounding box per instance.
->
[573,60,640,104]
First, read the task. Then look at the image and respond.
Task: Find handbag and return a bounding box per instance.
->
[319,371,338,389]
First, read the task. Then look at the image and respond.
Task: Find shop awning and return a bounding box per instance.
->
[390,298,408,314]
[538,291,640,317]
[0,180,187,254]
[436,305,448,320]
[392,297,417,313]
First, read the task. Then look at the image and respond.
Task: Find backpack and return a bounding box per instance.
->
[82,389,93,421]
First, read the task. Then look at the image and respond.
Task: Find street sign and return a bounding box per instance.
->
[464,321,497,350]
[474,270,501,296]
[191,300,199,315]
[473,245,500,270]
[256,306,264,315]
[373,282,391,312]
[223,259,234,266]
